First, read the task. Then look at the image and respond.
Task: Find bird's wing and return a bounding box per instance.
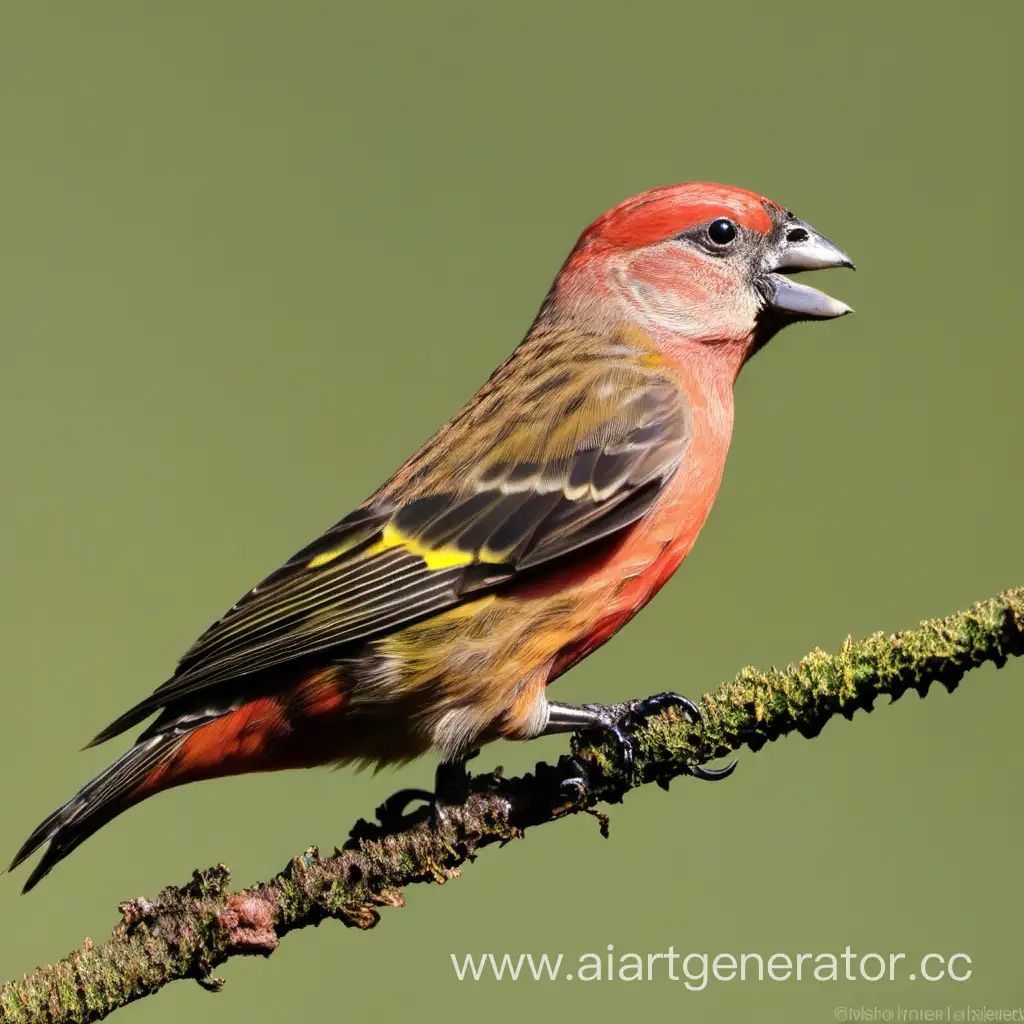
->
[91,336,691,745]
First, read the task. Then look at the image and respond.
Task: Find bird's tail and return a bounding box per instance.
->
[9,734,183,893]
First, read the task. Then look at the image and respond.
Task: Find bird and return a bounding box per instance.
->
[10,182,853,892]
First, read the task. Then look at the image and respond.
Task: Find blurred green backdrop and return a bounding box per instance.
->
[0,3,1017,1021]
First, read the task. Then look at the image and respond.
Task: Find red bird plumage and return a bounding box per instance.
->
[11,183,853,890]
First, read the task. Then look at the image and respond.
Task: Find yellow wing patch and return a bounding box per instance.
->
[304,526,380,568]
[306,543,361,569]
[371,523,511,570]
[308,522,511,572]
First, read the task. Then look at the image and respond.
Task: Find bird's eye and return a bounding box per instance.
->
[707,218,737,245]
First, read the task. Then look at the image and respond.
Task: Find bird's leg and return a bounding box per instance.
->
[434,752,475,805]
[428,748,483,828]
[544,692,737,785]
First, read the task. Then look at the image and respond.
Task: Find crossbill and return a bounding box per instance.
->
[11,182,852,891]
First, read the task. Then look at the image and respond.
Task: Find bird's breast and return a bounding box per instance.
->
[545,388,735,680]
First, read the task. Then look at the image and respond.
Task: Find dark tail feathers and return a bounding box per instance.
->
[10,735,180,892]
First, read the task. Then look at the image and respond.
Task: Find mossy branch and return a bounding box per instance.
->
[2,588,1022,1024]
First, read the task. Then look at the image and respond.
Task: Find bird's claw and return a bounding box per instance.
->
[375,749,480,830]
[628,692,736,781]
[558,755,592,806]
[374,787,435,830]
[629,691,702,724]
[580,691,736,784]
[418,748,484,830]
[686,759,738,781]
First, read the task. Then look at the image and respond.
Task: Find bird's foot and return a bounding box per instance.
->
[556,691,737,783]
[418,750,480,830]
[373,787,436,831]
[369,749,492,836]
[558,754,592,806]
[366,749,489,837]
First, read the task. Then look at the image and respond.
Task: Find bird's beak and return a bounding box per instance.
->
[759,217,855,321]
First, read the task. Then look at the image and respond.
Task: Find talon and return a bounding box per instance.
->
[630,691,702,725]
[556,753,591,805]
[560,772,589,806]
[560,775,586,796]
[686,759,738,782]
[376,787,434,829]
[582,719,637,776]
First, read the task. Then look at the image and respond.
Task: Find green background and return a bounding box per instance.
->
[0,3,1018,1021]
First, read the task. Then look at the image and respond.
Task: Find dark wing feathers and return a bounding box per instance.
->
[89,550,468,745]
[91,354,691,746]
[516,480,664,570]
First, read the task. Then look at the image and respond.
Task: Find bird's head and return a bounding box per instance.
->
[552,182,853,359]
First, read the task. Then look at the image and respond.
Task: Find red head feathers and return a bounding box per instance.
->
[578,182,779,251]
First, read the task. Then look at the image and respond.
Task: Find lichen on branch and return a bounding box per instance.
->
[2,588,1021,1024]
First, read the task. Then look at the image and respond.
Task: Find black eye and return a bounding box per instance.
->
[707,218,737,245]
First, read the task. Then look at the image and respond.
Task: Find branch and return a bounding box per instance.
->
[3,588,1022,1023]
